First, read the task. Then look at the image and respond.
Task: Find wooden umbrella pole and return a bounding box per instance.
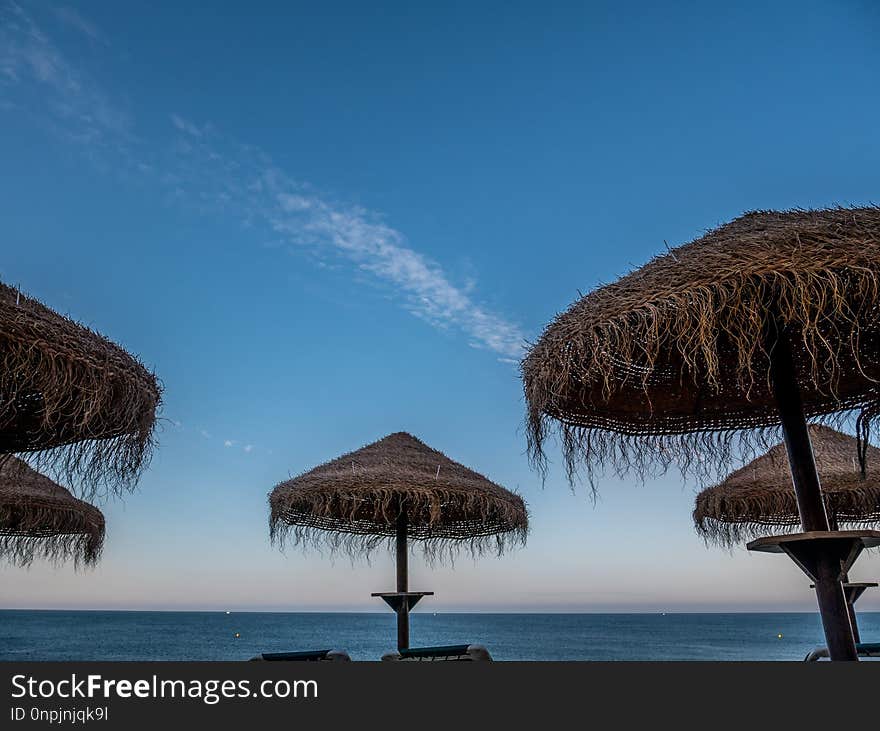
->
[813,578,864,643]
[811,577,866,643]
[839,564,862,644]
[395,511,409,650]
[847,597,861,644]
[813,486,864,643]
[768,325,858,661]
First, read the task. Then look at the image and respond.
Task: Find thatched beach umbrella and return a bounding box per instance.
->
[522,207,880,660]
[1,456,104,567]
[0,282,161,494]
[694,425,879,642]
[695,426,880,544]
[269,432,528,650]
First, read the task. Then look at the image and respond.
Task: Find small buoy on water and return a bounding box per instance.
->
[234,632,240,638]
[777,633,783,639]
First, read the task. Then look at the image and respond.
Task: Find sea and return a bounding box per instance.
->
[3,610,878,661]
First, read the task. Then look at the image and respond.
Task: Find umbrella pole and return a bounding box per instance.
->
[395,512,409,651]
[811,578,864,643]
[837,513,862,642]
[372,508,432,652]
[846,593,861,644]
[768,326,858,661]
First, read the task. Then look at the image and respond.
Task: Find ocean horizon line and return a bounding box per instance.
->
[4,607,877,615]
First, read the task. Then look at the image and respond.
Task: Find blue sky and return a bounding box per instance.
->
[2,0,880,612]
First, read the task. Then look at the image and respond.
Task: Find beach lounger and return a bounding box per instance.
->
[249,649,351,662]
[803,642,880,661]
[380,643,492,661]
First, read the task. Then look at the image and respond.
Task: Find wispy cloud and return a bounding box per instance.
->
[200,430,258,454]
[54,6,106,45]
[1,2,527,360]
[170,112,203,138]
[164,119,527,359]
[0,2,131,146]
[223,438,257,454]
[275,191,526,357]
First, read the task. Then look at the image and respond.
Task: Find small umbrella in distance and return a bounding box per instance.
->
[269,432,528,651]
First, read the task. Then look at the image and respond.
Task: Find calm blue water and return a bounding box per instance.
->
[2,610,878,661]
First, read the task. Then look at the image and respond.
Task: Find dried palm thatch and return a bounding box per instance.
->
[0,455,105,567]
[694,425,880,546]
[522,207,880,485]
[269,432,529,559]
[0,281,161,495]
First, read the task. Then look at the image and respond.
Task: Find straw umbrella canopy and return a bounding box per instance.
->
[0,456,105,567]
[694,425,880,547]
[694,425,880,644]
[523,207,880,483]
[270,432,529,649]
[522,207,880,661]
[270,432,528,554]
[0,282,161,494]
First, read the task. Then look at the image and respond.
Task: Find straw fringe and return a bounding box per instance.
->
[269,433,529,560]
[693,425,880,546]
[0,282,161,496]
[522,207,880,486]
[0,502,104,567]
[270,486,528,561]
[0,457,105,567]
